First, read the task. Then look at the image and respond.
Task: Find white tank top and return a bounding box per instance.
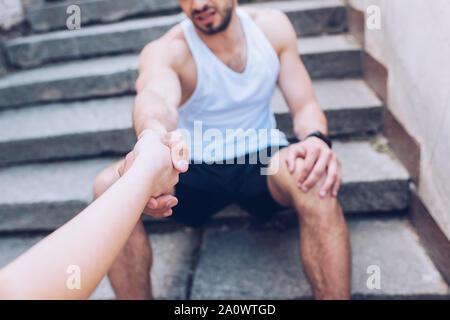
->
[178,7,288,163]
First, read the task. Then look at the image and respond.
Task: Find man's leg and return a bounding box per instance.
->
[93,161,153,300]
[267,148,351,299]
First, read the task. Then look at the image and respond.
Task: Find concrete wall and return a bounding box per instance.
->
[0,0,23,30]
[349,0,450,239]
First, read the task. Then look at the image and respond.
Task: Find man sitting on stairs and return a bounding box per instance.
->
[93,0,351,300]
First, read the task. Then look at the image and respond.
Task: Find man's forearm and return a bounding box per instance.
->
[292,101,328,140]
[133,89,178,138]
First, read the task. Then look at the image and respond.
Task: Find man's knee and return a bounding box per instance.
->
[268,148,341,222]
[268,148,313,194]
[93,161,122,199]
[267,148,296,206]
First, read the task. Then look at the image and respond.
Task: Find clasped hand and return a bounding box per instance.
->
[117,129,189,218]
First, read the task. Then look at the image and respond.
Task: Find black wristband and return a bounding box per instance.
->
[305,131,332,149]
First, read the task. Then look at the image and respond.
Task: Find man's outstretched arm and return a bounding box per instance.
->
[130,39,189,214]
[133,39,181,138]
[272,10,342,198]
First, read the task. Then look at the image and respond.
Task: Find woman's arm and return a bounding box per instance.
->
[0,131,180,300]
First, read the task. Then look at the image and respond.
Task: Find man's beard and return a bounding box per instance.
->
[192,4,234,35]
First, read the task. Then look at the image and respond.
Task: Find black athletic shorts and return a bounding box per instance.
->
[172,146,289,227]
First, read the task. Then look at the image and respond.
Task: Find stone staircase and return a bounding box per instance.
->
[0,0,448,299]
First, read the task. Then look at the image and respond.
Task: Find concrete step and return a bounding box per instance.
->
[273,78,382,140]
[2,215,447,299]
[25,0,346,33]
[0,78,382,165]
[0,139,409,232]
[0,34,361,109]
[11,0,347,68]
[190,215,449,299]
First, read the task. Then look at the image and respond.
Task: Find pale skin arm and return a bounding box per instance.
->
[0,131,178,300]
[269,10,342,197]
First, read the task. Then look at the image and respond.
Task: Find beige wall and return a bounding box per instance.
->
[349,0,450,239]
[0,0,23,30]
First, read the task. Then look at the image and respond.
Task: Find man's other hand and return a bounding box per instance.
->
[285,137,342,198]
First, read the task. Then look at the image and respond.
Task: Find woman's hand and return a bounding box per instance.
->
[118,129,189,218]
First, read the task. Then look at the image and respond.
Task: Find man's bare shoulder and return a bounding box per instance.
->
[139,24,191,71]
[242,7,297,54]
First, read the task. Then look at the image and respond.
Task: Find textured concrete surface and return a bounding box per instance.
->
[0,53,6,78]
[191,216,449,299]
[337,140,410,213]
[299,35,361,79]
[0,78,381,164]
[349,217,449,298]
[0,54,138,109]
[0,140,409,232]
[273,78,382,139]
[25,0,345,33]
[0,158,117,231]
[26,0,180,32]
[8,1,347,68]
[280,0,347,36]
[0,97,136,165]
[191,227,310,299]
[0,96,133,143]
[299,34,360,54]
[1,217,446,300]
[7,14,183,68]
[90,229,200,300]
[0,34,361,108]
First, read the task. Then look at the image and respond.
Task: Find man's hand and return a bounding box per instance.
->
[143,130,189,217]
[285,137,341,198]
[118,130,180,194]
[118,129,189,218]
